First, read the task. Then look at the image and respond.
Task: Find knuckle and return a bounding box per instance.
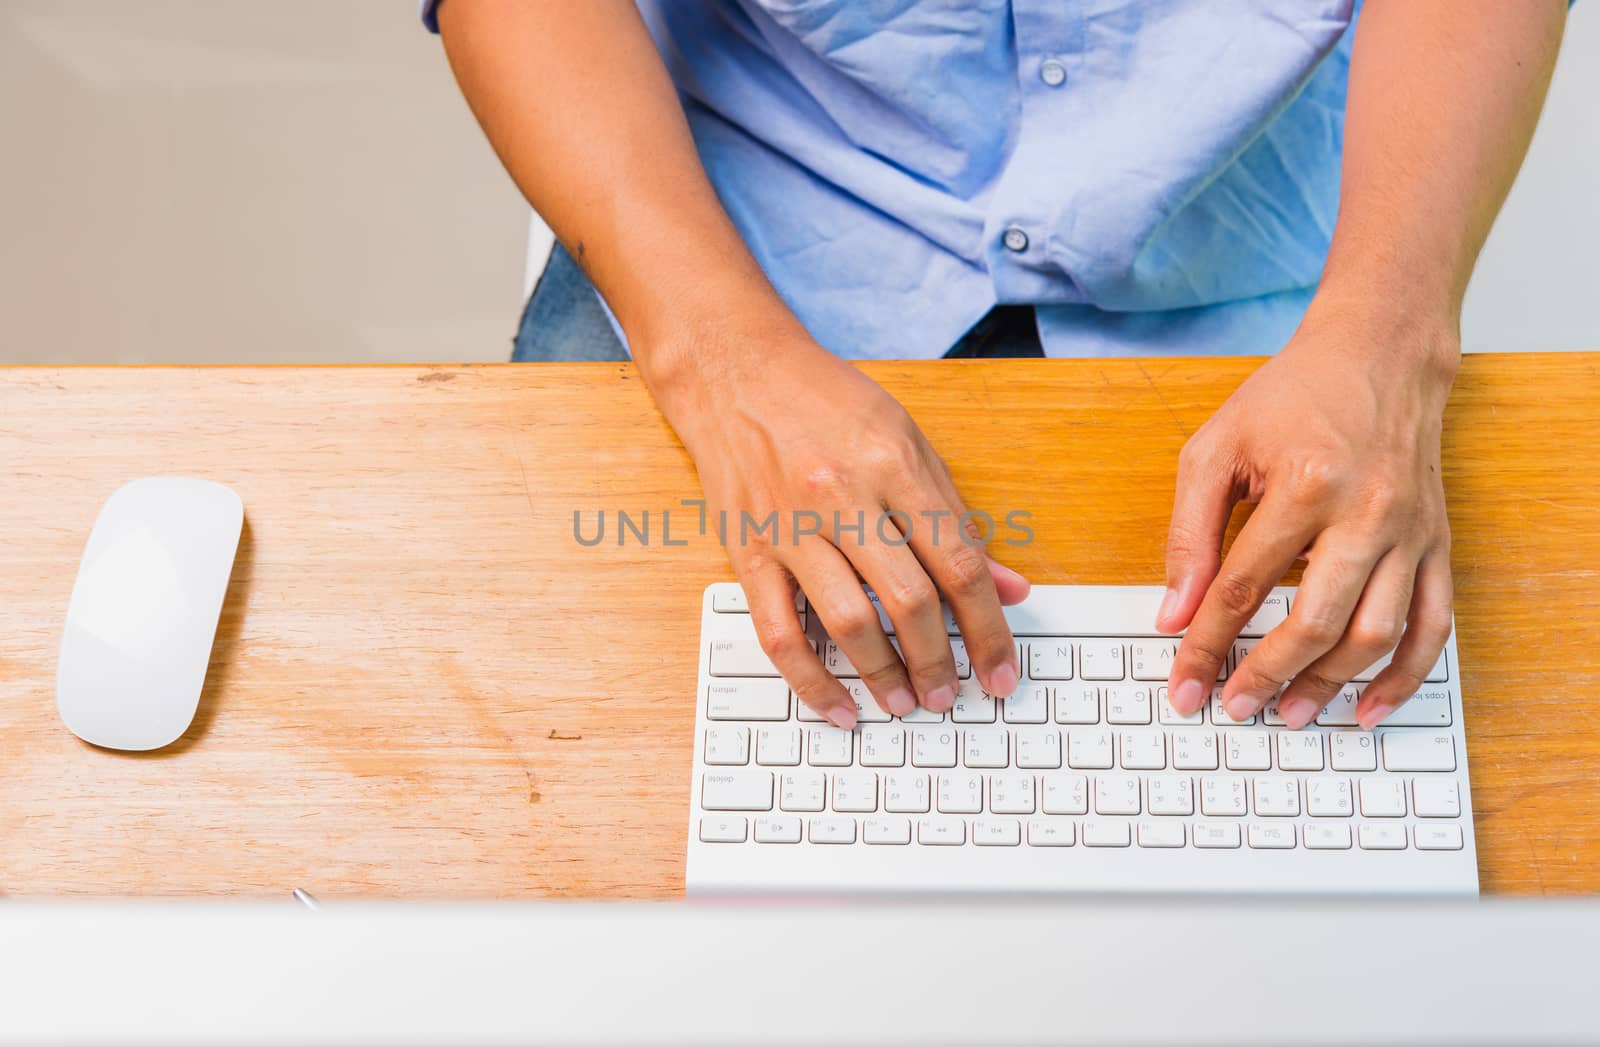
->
[1235,660,1283,694]
[1288,609,1344,650]
[859,437,919,479]
[1212,572,1265,621]
[1294,667,1345,696]
[800,464,848,499]
[1177,634,1230,674]
[825,601,879,644]
[1347,614,1405,655]
[879,575,939,619]
[754,619,807,663]
[942,547,991,596]
[793,678,845,711]
[1286,458,1343,503]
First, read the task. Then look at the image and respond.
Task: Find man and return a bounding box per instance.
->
[428,1,1565,730]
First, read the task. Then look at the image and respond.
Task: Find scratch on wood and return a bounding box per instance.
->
[1135,361,1190,440]
[417,371,457,384]
[548,729,583,741]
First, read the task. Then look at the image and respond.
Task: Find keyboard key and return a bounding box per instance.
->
[1355,647,1448,684]
[1412,778,1462,818]
[1172,730,1219,770]
[1277,732,1325,771]
[699,816,748,843]
[937,773,984,814]
[1304,823,1352,849]
[706,679,790,721]
[1253,777,1300,817]
[807,727,854,767]
[883,772,930,813]
[753,816,802,844]
[901,706,945,724]
[1358,823,1408,850]
[1306,777,1353,817]
[912,728,957,768]
[1120,731,1166,770]
[702,771,773,811]
[949,639,973,679]
[832,771,878,813]
[917,817,967,845]
[1028,818,1076,846]
[863,817,912,845]
[952,679,998,723]
[710,619,813,676]
[822,640,858,678]
[1359,778,1407,818]
[1067,729,1115,769]
[1240,591,1291,636]
[1041,773,1089,815]
[1316,686,1361,727]
[809,817,857,844]
[1106,685,1153,725]
[1201,776,1248,816]
[1382,733,1456,772]
[1193,822,1242,849]
[1053,686,1101,724]
[1028,640,1075,680]
[712,587,804,614]
[1079,641,1126,681]
[859,726,905,767]
[1248,822,1296,849]
[1016,730,1062,769]
[779,770,825,812]
[989,773,1036,814]
[1330,731,1377,772]
[756,725,801,766]
[704,726,750,766]
[1082,820,1132,847]
[963,728,1010,768]
[1225,733,1272,771]
[1095,774,1141,815]
[844,681,892,724]
[1146,776,1194,816]
[1415,824,1464,851]
[1158,687,1204,726]
[1130,640,1178,681]
[1138,820,1185,848]
[1211,693,1256,726]
[1383,688,1452,727]
[974,819,1022,846]
[1002,685,1049,724]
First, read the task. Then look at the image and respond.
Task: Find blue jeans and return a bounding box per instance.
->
[513,243,1044,362]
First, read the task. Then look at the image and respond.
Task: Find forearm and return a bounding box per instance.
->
[1315,0,1565,349]
[437,0,804,392]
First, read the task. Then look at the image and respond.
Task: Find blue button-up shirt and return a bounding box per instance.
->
[425,1,1358,359]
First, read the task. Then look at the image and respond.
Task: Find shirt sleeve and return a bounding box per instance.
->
[419,0,441,33]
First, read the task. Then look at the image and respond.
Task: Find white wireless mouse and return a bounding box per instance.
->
[57,477,244,751]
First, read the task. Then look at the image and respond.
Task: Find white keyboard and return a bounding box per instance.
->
[687,583,1477,895]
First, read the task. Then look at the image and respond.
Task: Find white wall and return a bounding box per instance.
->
[1461,1,1599,352]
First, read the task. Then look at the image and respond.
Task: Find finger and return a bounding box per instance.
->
[842,519,949,716]
[740,555,857,730]
[1159,438,1240,634]
[1359,548,1453,730]
[1167,490,1318,717]
[1276,548,1416,729]
[1222,528,1385,720]
[790,536,912,723]
[909,465,1019,698]
[988,557,1031,606]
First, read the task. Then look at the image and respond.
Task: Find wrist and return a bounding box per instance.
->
[1299,287,1462,390]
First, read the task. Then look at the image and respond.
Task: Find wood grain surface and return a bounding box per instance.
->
[2,356,1596,897]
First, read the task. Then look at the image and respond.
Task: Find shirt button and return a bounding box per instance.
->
[1040,58,1067,88]
[1002,227,1029,253]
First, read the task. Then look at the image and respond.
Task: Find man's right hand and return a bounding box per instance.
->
[654,325,1029,729]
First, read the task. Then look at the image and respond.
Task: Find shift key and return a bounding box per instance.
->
[702,770,774,811]
[707,679,791,721]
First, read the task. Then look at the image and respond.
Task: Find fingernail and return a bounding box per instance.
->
[1280,695,1320,730]
[886,687,916,717]
[825,706,856,730]
[988,661,1019,698]
[1224,696,1258,722]
[1155,586,1180,629]
[1358,701,1395,731]
[1172,678,1204,715]
[926,684,956,713]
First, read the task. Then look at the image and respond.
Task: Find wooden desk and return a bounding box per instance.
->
[2,356,1597,897]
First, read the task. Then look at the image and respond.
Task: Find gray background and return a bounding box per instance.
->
[1,1,1593,364]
